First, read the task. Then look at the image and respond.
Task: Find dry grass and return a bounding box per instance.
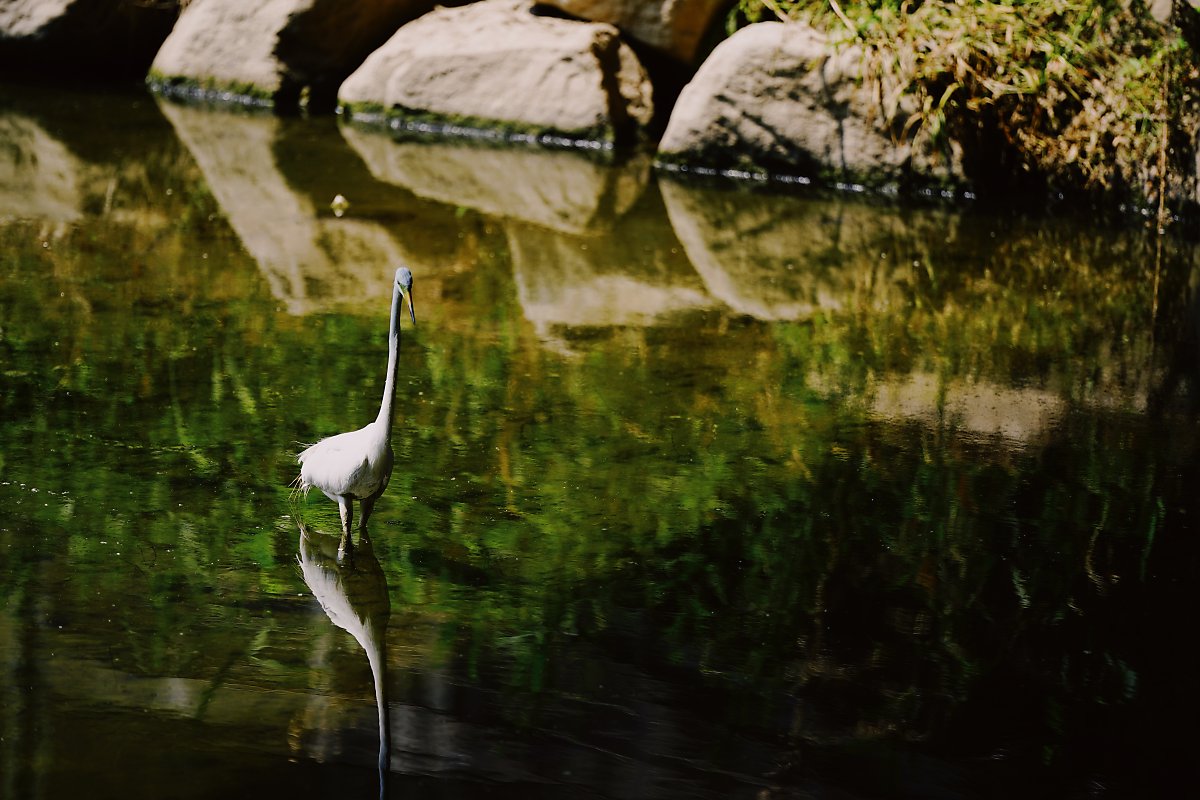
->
[729,1,1192,208]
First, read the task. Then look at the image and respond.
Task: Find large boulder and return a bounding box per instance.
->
[0,0,178,78]
[149,0,436,112]
[658,21,963,190]
[339,0,653,146]
[538,0,728,63]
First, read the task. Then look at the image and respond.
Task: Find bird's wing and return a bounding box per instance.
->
[297,427,388,499]
[298,431,368,497]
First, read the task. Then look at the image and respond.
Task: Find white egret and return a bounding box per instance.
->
[297,267,416,540]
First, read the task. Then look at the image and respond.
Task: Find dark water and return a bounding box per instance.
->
[1,83,1198,799]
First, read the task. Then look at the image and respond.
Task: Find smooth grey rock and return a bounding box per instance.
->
[339,0,653,145]
[658,21,962,188]
[150,0,434,111]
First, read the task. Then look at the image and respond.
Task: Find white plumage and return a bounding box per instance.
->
[297,267,415,538]
[298,421,394,510]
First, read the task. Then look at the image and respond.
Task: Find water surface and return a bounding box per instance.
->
[1,83,1197,799]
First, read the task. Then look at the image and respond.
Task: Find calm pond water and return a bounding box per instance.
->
[1,83,1198,799]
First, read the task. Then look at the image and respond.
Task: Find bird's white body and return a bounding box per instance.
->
[298,422,394,506]
[296,267,414,538]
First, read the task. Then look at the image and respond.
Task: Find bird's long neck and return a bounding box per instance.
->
[375,285,402,432]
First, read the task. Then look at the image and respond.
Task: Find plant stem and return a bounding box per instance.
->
[827,0,857,36]
[758,0,794,24]
[1155,59,1169,236]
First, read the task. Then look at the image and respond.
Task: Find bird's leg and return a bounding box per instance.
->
[359,496,377,543]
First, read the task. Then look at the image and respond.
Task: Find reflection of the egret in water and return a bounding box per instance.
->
[297,519,392,799]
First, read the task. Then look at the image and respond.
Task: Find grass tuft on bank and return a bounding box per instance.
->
[729,1,1195,212]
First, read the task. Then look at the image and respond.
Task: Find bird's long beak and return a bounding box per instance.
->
[403,287,416,327]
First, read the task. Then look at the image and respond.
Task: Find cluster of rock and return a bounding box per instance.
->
[0,0,975,192]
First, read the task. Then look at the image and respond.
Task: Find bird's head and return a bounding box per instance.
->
[394,266,415,326]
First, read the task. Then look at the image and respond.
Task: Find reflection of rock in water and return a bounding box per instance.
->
[159,101,404,315]
[0,112,81,223]
[871,371,1064,445]
[660,177,945,321]
[270,117,470,280]
[507,206,711,340]
[341,125,649,235]
[298,520,391,794]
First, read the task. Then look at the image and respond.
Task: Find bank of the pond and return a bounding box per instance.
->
[2,1,1198,213]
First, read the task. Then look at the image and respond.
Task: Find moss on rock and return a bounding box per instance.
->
[147,70,276,111]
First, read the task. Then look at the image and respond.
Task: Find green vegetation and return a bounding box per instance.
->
[146,69,277,109]
[729,1,1193,210]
